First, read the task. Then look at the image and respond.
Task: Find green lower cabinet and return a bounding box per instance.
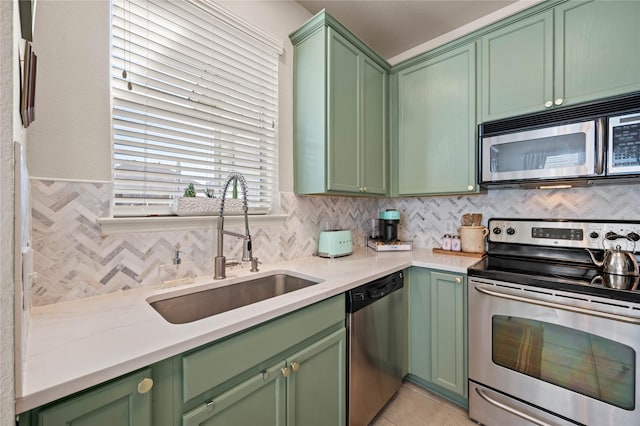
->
[181,328,346,426]
[407,267,467,406]
[35,369,153,426]
[182,362,287,426]
[180,297,346,426]
[286,329,346,426]
[21,297,346,426]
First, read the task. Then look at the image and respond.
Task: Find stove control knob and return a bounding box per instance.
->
[492,227,502,235]
[506,227,516,236]
[605,231,619,240]
[589,232,599,239]
[627,232,640,242]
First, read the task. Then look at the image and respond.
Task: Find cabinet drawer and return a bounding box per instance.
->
[182,295,345,403]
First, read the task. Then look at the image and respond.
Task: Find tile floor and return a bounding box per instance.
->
[371,383,479,426]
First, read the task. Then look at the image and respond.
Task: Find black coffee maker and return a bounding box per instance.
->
[379,209,400,242]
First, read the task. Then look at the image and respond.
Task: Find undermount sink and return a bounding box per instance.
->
[148,272,322,324]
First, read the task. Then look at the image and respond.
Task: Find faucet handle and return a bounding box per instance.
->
[251,257,261,272]
[225,258,242,267]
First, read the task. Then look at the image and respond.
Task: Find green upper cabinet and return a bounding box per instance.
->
[290,12,389,196]
[555,0,640,106]
[481,0,640,122]
[392,42,477,196]
[481,11,554,122]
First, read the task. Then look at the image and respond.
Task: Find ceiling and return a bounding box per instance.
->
[297,0,519,60]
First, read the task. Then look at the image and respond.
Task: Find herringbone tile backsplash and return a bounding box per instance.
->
[30,179,640,306]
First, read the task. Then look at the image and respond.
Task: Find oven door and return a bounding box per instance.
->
[468,278,640,426]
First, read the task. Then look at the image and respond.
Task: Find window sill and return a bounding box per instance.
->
[97,214,288,235]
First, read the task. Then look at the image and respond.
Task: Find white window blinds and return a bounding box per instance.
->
[111,0,281,216]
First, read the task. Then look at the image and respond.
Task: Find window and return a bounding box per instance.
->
[111,0,281,216]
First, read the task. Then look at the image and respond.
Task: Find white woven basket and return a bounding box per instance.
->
[171,198,244,216]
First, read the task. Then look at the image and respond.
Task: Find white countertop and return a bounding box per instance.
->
[17,248,481,413]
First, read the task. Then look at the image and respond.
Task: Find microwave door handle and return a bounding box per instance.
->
[596,117,605,175]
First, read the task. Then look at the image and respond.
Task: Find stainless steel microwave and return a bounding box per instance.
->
[479,92,640,188]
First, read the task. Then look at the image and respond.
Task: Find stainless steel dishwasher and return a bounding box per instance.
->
[346,270,404,426]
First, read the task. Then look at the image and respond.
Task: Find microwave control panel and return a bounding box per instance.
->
[609,112,640,172]
[489,219,640,250]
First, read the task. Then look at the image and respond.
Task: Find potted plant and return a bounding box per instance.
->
[172,183,243,216]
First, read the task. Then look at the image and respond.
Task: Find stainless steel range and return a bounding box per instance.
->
[467,218,640,426]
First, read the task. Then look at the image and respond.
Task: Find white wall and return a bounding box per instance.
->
[27,0,313,192]
[28,0,112,181]
[1,0,19,422]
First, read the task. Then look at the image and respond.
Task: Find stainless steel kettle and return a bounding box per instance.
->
[585,245,639,276]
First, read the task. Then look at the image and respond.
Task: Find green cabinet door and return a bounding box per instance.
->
[480,10,553,122]
[395,42,477,196]
[37,369,153,426]
[286,329,346,426]
[407,267,432,381]
[429,272,466,397]
[327,28,361,193]
[555,0,640,106]
[361,55,387,195]
[182,363,286,426]
[407,268,467,404]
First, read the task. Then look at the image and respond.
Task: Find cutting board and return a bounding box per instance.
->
[432,248,485,258]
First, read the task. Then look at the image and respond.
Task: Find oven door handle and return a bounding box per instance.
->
[474,284,640,325]
[475,387,553,426]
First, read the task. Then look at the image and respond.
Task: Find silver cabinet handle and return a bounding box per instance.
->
[291,361,301,372]
[475,387,552,426]
[474,284,640,324]
[554,98,563,106]
[544,101,553,108]
[455,277,462,284]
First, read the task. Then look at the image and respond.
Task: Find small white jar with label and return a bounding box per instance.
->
[441,234,452,250]
[451,235,461,251]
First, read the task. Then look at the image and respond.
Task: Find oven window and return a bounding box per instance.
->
[492,315,635,410]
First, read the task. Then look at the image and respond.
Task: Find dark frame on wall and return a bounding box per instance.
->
[20,42,37,128]
[18,0,36,41]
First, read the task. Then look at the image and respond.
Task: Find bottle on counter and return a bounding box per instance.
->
[451,235,461,252]
[441,234,452,250]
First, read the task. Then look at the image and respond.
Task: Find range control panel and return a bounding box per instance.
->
[488,218,640,250]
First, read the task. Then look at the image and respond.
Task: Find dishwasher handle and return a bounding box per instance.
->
[346,271,403,313]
